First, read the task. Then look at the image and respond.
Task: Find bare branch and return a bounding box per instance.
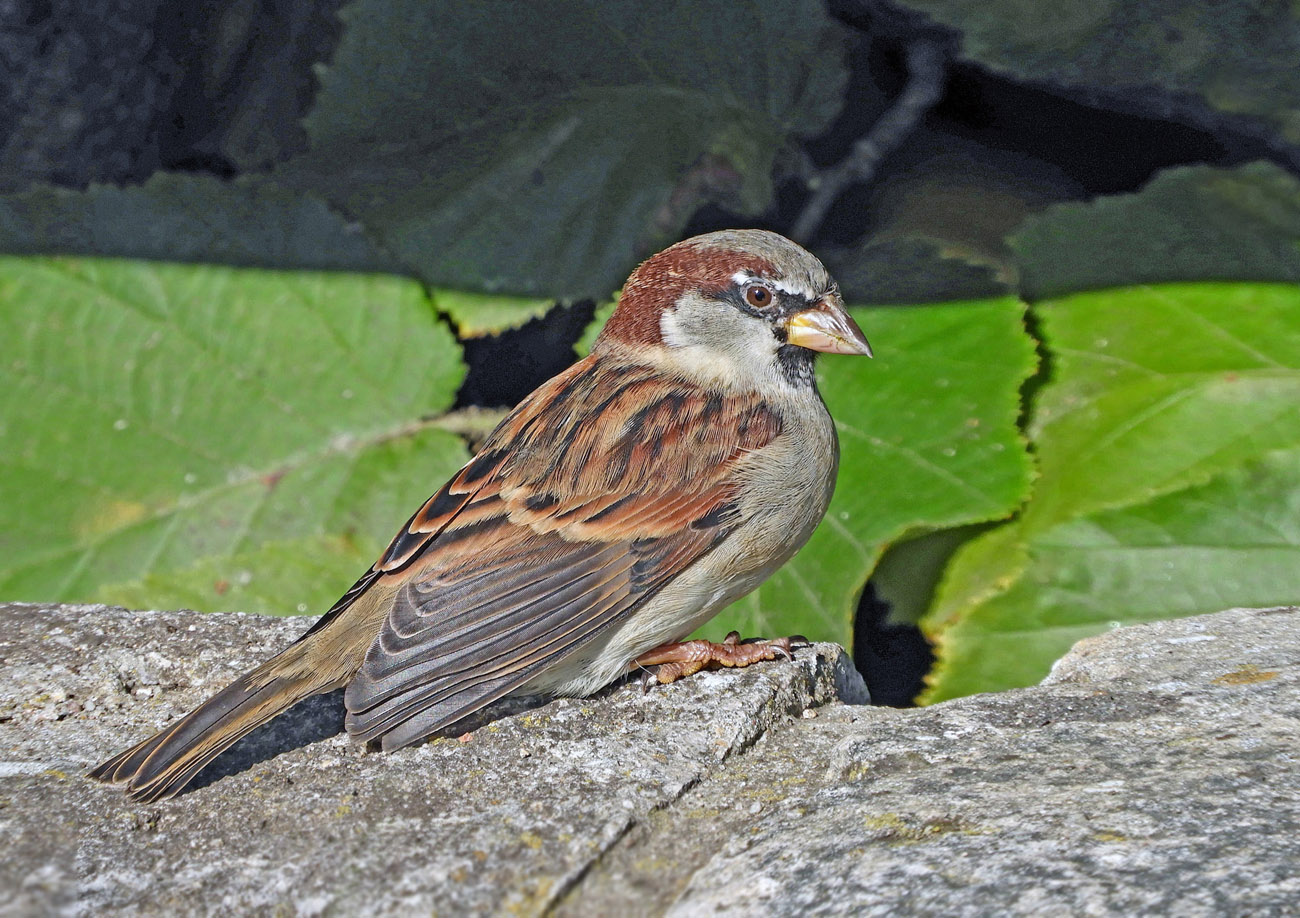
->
[791,40,947,244]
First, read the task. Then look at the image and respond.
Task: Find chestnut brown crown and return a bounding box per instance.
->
[596,229,870,361]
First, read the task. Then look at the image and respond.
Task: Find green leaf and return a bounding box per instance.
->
[921,517,1030,634]
[924,282,1300,700]
[0,258,469,611]
[927,447,1300,702]
[887,0,1300,152]
[433,289,559,338]
[1010,163,1300,299]
[99,535,374,616]
[574,298,618,357]
[1025,283,1300,526]
[707,298,1037,647]
[0,174,396,274]
[283,0,849,298]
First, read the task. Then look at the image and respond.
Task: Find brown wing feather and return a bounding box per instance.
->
[296,430,509,642]
[343,354,783,748]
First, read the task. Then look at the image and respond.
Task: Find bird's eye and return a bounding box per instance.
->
[744,284,772,308]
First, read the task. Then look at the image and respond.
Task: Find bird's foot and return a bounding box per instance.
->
[634,631,809,691]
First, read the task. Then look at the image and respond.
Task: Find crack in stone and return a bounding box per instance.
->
[550,654,857,916]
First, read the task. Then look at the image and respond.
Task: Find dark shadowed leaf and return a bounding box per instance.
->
[0,174,397,274]
[283,0,850,298]
[171,0,345,170]
[875,0,1300,155]
[825,237,1009,305]
[1010,163,1300,299]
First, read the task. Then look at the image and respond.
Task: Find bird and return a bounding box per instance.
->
[89,229,872,802]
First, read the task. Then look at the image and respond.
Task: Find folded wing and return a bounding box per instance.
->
[343,355,783,749]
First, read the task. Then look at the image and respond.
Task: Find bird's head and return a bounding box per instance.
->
[596,229,871,389]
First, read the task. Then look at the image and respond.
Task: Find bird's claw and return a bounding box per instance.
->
[632,633,808,687]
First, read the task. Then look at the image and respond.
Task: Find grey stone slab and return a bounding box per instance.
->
[0,602,865,917]
[569,606,1299,918]
[5,603,1297,917]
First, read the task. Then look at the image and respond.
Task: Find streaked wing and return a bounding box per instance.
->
[342,354,783,749]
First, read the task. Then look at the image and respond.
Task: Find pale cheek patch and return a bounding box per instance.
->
[653,308,747,389]
[659,308,689,349]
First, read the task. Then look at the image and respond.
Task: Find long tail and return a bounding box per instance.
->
[88,638,350,803]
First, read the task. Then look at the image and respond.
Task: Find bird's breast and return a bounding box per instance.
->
[730,392,837,557]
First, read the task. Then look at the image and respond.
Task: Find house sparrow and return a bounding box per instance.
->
[90,229,872,802]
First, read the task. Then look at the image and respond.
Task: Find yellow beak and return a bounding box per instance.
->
[784,297,873,357]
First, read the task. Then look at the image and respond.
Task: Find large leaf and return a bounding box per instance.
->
[0,258,469,611]
[101,534,373,617]
[282,0,850,298]
[928,447,1300,701]
[873,0,1300,154]
[0,174,396,274]
[924,282,1300,700]
[0,175,571,339]
[1023,283,1300,525]
[709,299,1036,647]
[1010,163,1300,299]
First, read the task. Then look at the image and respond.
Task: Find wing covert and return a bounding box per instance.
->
[342,354,784,748]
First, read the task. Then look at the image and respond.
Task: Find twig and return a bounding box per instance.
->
[427,406,510,448]
[791,40,947,244]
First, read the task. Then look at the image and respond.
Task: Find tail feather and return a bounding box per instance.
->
[88,647,340,802]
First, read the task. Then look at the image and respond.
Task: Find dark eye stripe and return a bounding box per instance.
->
[726,282,818,322]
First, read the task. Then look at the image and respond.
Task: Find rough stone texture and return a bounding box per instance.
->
[0,603,866,917]
[563,606,1300,918]
[3,603,1298,917]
